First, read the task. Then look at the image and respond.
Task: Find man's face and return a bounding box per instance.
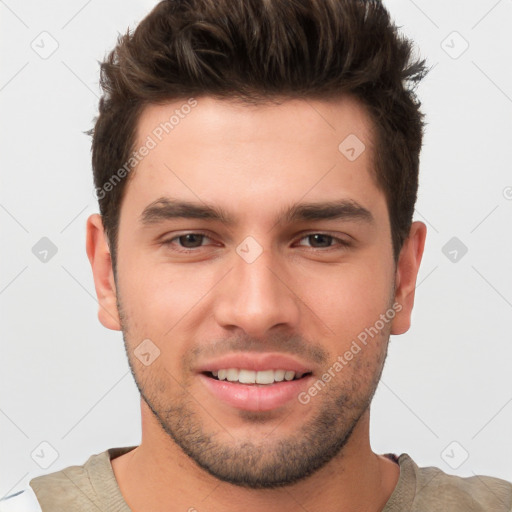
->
[110,96,400,487]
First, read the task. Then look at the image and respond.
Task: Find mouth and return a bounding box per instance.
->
[197,355,315,412]
[204,368,312,385]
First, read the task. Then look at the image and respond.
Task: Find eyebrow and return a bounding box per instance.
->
[139,197,374,227]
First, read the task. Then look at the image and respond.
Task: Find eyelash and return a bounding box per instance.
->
[161,231,351,254]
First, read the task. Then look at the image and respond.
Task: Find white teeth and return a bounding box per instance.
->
[212,369,303,384]
[284,370,295,381]
[274,369,285,382]
[226,368,239,382]
[255,369,275,384]
[238,369,256,384]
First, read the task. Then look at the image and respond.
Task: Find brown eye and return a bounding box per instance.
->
[176,233,206,248]
[161,232,213,253]
[305,234,333,248]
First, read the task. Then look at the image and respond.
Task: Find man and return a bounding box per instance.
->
[2,0,511,510]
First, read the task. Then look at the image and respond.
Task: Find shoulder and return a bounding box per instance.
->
[27,446,136,511]
[400,453,512,511]
[29,446,131,491]
[0,488,42,512]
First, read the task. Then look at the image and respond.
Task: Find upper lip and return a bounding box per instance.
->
[196,353,313,374]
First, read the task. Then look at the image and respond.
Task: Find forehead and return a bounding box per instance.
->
[121,95,386,228]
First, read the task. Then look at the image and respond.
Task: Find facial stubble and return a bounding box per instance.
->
[116,292,393,489]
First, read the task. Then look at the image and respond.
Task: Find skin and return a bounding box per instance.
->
[86,95,426,512]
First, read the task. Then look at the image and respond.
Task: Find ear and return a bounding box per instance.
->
[86,213,122,331]
[390,221,427,335]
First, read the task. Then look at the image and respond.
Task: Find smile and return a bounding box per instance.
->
[208,368,309,384]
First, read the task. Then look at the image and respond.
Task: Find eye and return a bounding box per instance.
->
[161,231,351,254]
[295,233,351,250]
[161,232,214,253]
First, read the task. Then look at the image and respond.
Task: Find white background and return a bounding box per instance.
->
[1,0,511,498]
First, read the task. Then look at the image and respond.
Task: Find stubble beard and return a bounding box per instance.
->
[115,284,392,489]
[121,336,389,488]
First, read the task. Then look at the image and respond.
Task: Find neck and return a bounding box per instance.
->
[112,401,400,512]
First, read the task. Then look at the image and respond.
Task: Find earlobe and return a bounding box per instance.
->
[85,213,122,331]
[390,221,427,335]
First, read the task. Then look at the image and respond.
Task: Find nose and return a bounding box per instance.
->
[213,244,301,339]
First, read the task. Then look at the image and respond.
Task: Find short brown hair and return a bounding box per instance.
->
[89,0,429,272]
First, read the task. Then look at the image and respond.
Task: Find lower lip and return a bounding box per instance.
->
[198,374,313,412]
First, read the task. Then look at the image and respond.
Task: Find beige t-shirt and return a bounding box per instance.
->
[28,446,512,511]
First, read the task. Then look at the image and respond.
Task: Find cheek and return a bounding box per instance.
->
[117,257,216,350]
[293,259,394,339]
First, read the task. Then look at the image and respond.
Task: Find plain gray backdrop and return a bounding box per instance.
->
[1,0,511,497]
